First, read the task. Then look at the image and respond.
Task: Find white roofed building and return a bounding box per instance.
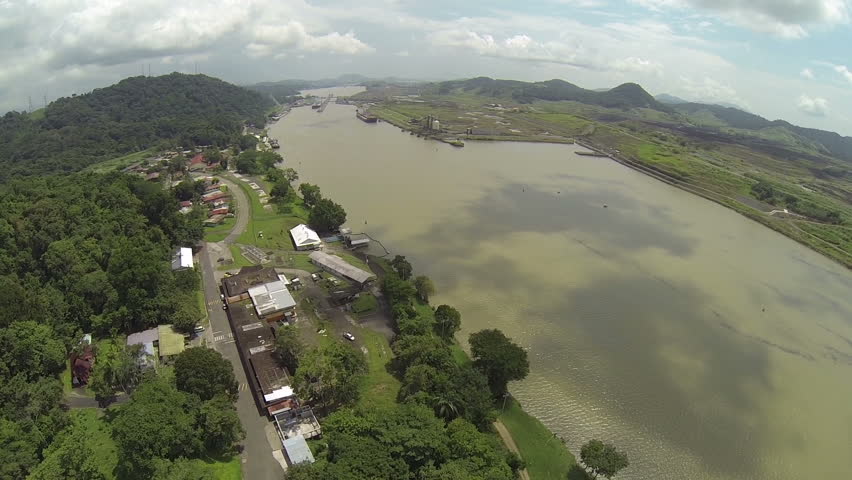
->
[171,247,193,270]
[309,251,376,287]
[247,280,297,322]
[289,224,321,250]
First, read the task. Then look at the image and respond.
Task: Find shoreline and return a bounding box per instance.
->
[371,108,852,271]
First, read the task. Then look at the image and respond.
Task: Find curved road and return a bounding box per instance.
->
[218,175,251,245]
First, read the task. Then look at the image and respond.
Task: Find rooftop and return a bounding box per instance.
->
[309,251,375,285]
[157,324,185,357]
[222,267,280,298]
[282,435,315,465]
[289,224,321,247]
[171,247,193,270]
[127,327,158,346]
[248,280,296,317]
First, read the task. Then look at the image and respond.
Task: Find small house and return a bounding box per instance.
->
[171,247,193,271]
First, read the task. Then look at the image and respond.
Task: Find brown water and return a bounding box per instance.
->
[271,90,852,480]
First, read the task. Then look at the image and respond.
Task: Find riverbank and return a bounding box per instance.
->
[370,104,852,270]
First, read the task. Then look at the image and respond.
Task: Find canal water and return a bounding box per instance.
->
[270,89,852,480]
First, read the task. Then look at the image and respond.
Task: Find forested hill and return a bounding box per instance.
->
[434,76,670,111]
[0,73,273,180]
[0,172,208,478]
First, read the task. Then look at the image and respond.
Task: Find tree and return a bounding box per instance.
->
[309,198,347,232]
[391,255,413,281]
[282,167,299,183]
[172,303,200,333]
[413,275,435,302]
[382,273,416,306]
[266,168,286,184]
[580,439,629,479]
[151,458,215,480]
[299,183,322,207]
[28,413,107,480]
[173,180,196,201]
[433,305,461,342]
[112,377,203,476]
[0,321,66,380]
[89,340,144,401]
[174,347,238,401]
[293,342,366,410]
[237,134,258,151]
[469,329,529,397]
[391,334,454,376]
[0,419,38,480]
[197,394,244,453]
[271,181,291,201]
[275,325,305,372]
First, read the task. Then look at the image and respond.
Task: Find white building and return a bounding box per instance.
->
[247,280,297,321]
[171,247,193,270]
[289,224,321,251]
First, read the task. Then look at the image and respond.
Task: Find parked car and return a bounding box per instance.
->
[194,325,205,333]
[222,304,228,310]
[219,293,225,301]
[311,273,320,281]
[343,332,355,342]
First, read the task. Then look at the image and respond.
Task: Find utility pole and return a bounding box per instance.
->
[28,96,33,112]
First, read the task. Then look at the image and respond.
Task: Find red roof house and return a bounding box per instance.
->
[70,347,95,387]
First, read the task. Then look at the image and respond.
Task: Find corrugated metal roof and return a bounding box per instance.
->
[171,247,193,270]
[289,224,321,247]
[248,280,296,317]
[308,251,375,285]
[282,435,315,465]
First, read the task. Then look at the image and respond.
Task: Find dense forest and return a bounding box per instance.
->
[0,172,209,478]
[0,73,272,179]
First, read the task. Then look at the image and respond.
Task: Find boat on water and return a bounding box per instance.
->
[356,110,378,123]
[270,139,280,149]
[311,104,320,110]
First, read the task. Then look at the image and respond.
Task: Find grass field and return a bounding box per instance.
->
[85,149,155,173]
[229,176,308,249]
[204,216,236,242]
[499,399,587,480]
[356,328,400,411]
[351,293,378,314]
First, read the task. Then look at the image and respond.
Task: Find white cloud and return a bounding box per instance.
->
[247,22,373,58]
[800,68,815,79]
[797,94,829,116]
[834,65,852,83]
[611,57,664,76]
[677,76,750,108]
[631,0,850,38]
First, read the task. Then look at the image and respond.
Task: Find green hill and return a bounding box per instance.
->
[0,73,273,180]
[432,77,670,111]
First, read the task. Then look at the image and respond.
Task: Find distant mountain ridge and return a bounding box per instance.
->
[435,77,670,111]
[433,76,852,163]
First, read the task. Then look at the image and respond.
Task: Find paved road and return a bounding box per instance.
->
[200,245,283,480]
[218,175,251,245]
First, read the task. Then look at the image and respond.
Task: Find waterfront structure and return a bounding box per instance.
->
[308,251,375,287]
[289,224,322,250]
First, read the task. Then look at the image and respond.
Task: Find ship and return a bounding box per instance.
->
[356,110,378,123]
[270,139,280,149]
[311,103,320,110]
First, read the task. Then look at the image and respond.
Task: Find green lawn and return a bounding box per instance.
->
[204,216,236,242]
[190,455,242,480]
[356,328,400,411]
[84,149,155,173]
[500,398,587,480]
[73,409,119,479]
[229,176,308,250]
[228,244,256,268]
[351,293,378,314]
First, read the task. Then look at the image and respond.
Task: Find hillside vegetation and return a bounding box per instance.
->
[0,73,272,180]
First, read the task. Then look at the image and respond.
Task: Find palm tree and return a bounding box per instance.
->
[434,395,459,421]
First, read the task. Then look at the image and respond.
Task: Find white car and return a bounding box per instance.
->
[343,332,355,342]
[311,273,320,281]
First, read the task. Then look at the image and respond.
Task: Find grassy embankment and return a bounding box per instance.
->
[72,408,241,480]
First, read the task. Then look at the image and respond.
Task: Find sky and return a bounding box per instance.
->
[1,0,852,135]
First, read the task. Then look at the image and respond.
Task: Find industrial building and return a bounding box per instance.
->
[247,279,297,323]
[308,251,376,287]
[222,266,280,303]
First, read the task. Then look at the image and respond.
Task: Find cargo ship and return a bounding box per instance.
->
[356,110,378,123]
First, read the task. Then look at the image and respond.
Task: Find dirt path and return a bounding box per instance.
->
[494,420,531,480]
